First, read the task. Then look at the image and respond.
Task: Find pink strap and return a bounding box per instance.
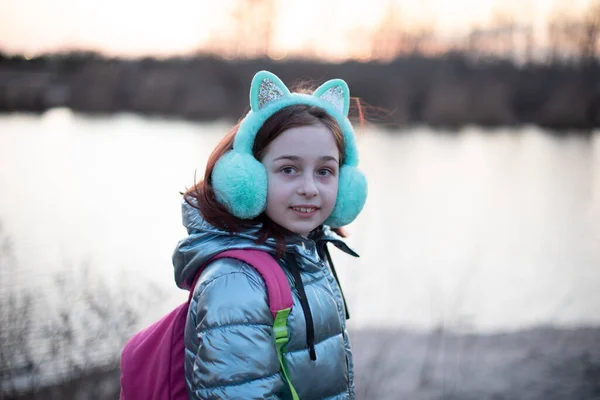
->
[188,249,293,318]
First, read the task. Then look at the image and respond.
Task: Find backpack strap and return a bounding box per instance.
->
[189,249,299,400]
[323,244,350,320]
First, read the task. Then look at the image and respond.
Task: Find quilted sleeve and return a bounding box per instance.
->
[185,258,285,400]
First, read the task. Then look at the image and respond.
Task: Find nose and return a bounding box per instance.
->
[297,173,318,198]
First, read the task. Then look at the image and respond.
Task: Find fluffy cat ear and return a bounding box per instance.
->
[313,79,350,116]
[249,70,291,111]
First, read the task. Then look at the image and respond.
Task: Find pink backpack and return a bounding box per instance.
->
[119,249,299,400]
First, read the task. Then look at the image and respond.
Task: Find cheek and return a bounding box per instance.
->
[266,174,289,201]
[322,179,339,201]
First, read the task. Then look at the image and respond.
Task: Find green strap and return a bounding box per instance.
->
[273,308,300,400]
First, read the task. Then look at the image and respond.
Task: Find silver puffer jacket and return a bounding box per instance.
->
[172,199,358,399]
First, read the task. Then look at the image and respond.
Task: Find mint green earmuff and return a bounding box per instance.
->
[211,70,367,228]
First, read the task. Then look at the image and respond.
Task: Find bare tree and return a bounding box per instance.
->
[547,1,600,64]
[229,0,276,58]
[580,1,600,63]
[370,0,404,60]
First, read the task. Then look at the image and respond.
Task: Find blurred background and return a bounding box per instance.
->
[1,0,599,399]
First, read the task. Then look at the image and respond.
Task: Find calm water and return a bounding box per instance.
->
[1,109,599,333]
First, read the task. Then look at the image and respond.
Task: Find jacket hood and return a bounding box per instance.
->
[172,198,358,290]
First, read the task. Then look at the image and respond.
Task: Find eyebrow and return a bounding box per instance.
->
[273,155,339,163]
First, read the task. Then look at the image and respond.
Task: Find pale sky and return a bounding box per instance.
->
[0,0,594,58]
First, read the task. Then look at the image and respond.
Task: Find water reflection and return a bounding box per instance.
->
[349,126,600,331]
[0,110,598,333]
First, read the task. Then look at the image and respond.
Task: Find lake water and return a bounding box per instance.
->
[1,109,599,334]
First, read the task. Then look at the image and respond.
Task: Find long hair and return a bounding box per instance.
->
[185,98,365,256]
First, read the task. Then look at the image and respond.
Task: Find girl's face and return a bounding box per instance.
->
[261,123,340,237]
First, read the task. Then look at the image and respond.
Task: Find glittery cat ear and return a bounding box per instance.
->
[313,79,350,116]
[249,71,291,112]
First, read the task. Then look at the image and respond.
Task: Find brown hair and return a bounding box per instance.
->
[185,97,364,256]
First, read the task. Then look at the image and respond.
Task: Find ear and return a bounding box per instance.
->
[249,70,291,111]
[313,79,350,116]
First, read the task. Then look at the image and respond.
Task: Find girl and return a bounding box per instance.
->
[172,70,368,399]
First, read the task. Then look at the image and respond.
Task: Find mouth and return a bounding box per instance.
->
[291,206,319,214]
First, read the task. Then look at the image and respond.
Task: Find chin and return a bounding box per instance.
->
[273,213,327,237]
[289,223,321,237]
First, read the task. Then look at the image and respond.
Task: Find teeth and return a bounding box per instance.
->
[293,207,316,213]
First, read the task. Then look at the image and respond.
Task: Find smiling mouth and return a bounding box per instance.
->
[291,206,319,213]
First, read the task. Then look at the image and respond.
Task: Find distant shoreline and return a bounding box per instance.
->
[1,53,599,131]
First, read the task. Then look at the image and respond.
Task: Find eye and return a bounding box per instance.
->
[317,168,334,177]
[280,166,296,175]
